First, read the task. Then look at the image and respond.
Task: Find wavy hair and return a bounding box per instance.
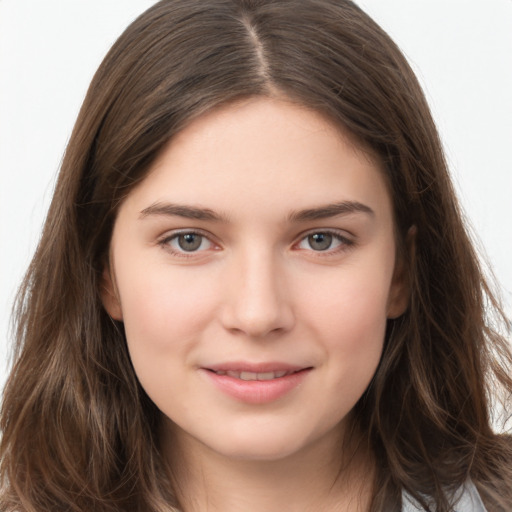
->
[1,1,511,511]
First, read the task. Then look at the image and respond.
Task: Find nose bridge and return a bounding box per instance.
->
[221,244,294,337]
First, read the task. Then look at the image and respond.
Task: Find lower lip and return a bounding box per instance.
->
[201,369,311,404]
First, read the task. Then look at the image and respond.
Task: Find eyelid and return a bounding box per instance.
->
[293,228,355,254]
[157,228,220,258]
[156,227,355,258]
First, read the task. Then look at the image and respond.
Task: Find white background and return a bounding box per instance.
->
[1,0,511,388]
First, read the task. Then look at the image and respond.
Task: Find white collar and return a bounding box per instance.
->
[402,480,487,511]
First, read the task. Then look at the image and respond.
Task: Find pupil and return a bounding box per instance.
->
[309,233,332,251]
[178,233,202,251]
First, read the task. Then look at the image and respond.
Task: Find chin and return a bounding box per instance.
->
[186,416,344,464]
[217,436,308,462]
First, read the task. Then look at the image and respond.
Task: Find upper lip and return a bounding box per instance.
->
[203,362,309,373]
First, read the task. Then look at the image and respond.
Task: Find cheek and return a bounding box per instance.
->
[117,264,219,356]
[116,266,222,414]
[306,264,390,336]
[300,264,391,379]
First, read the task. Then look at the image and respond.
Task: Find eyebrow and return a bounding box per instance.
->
[288,201,374,222]
[139,200,374,223]
[139,202,227,221]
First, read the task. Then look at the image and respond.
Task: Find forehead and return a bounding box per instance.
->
[120,97,392,223]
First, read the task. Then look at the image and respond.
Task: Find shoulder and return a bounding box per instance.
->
[402,480,487,512]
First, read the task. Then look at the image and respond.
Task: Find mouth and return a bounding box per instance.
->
[201,364,313,404]
[206,369,303,381]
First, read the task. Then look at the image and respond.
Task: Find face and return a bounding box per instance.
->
[103,97,408,463]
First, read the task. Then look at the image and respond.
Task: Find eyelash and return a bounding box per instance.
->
[157,229,355,258]
[158,230,217,258]
[294,229,355,255]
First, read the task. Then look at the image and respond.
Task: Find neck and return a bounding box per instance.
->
[162,421,375,512]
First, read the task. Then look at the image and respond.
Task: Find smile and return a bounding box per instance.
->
[210,370,294,380]
[201,364,312,404]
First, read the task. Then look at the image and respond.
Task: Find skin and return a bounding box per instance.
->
[102,97,408,511]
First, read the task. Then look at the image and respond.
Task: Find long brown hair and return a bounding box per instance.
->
[1,1,511,511]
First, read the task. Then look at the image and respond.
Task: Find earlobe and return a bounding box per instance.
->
[100,266,123,321]
[387,226,416,319]
[386,269,409,319]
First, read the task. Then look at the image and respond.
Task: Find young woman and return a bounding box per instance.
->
[1,1,511,511]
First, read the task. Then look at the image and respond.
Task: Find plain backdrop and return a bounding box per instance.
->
[1,0,511,389]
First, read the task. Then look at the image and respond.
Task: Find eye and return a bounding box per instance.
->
[160,231,215,254]
[296,231,352,252]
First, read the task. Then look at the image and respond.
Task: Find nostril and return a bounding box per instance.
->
[218,264,296,337]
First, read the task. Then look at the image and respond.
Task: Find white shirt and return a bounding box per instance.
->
[402,480,487,511]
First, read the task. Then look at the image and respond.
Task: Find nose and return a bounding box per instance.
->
[220,250,295,338]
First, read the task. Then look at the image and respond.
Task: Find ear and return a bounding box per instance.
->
[100,265,123,321]
[387,226,416,319]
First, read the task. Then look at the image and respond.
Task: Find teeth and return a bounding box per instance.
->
[257,372,275,381]
[216,370,291,380]
[240,371,258,381]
